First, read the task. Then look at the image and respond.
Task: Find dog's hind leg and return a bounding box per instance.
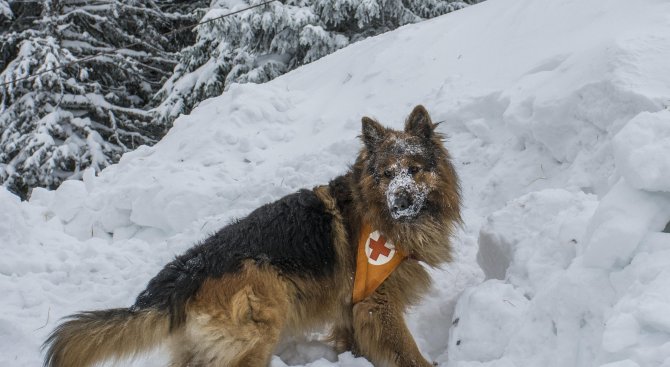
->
[168,351,196,367]
[186,263,289,367]
[229,337,279,367]
[225,283,286,367]
[328,325,355,354]
[167,332,197,367]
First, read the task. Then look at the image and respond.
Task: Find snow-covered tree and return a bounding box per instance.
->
[153,0,481,125]
[0,1,12,70]
[0,0,11,23]
[0,0,206,198]
[0,0,480,198]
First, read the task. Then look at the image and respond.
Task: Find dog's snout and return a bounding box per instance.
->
[392,191,413,212]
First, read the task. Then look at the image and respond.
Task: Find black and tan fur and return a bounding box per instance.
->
[43,105,462,367]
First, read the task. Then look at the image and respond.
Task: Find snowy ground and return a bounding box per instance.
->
[2,0,670,366]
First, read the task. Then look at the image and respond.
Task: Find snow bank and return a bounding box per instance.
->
[3,0,670,366]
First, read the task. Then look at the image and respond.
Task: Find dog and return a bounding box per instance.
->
[43,105,462,367]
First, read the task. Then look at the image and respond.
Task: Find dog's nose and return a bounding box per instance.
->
[392,191,412,212]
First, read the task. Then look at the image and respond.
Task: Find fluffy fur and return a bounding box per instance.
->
[43,105,462,367]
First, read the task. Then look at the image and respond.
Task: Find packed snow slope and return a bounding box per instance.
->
[2,0,670,366]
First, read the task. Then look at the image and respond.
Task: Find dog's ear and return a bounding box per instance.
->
[405,105,435,140]
[361,116,385,151]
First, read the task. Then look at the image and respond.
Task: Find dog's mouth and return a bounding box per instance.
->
[386,174,428,221]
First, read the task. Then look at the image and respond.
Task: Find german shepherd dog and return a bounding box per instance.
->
[43,105,462,367]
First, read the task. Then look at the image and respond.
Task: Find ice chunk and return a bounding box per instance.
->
[0,188,28,245]
[448,280,529,362]
[613,110,670,192]
[602,313,639,352]
[599,360,640,367]
[582,179,670,269]
[50,179,87,222]
[477,189,597,292]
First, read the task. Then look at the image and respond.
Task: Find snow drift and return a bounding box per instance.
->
[2,0,670,366]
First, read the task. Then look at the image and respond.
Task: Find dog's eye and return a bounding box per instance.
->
[408,166,421,175]
[383,169,394,178]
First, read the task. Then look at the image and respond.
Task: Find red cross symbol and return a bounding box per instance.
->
[369,235,392,261]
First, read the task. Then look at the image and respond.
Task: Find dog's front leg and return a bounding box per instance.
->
[352,295,433,367]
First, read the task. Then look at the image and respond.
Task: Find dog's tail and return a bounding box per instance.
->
[42,308,170,367]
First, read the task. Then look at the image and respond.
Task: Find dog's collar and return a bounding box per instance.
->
[352,223,407,304]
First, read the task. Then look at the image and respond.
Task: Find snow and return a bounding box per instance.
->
[476,189,598,291]
[386,167,429,220]
[0,0,11,20]
[613,110,670,192]
[448,280,530,363]
[3,0,670,366]
[582,179,670,270]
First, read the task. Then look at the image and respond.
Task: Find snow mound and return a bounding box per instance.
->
[3,0,670,366]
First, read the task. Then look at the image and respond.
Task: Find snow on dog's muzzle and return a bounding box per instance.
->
[386,169,428,220]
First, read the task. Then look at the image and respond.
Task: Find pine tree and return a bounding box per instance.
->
[154,0,481,125]
[0,0,206,198]
[0,0,480,198]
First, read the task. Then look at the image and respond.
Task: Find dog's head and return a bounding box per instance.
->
[354,105,461,227]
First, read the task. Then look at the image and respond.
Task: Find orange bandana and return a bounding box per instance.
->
[352,223,407,304]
